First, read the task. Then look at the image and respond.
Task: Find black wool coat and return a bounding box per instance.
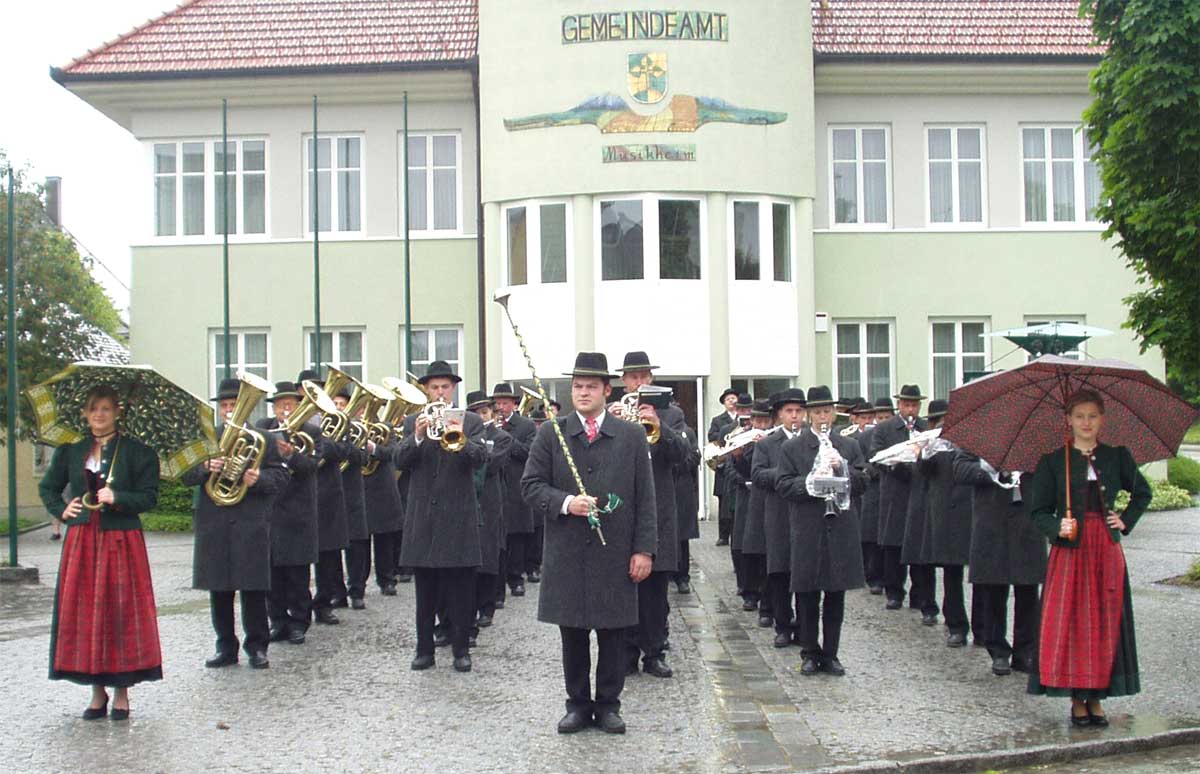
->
[923,448,974,566]
[855,425,882,544]
[183,432,290,591]
[901,453,934,566]
[363,439,404,534]
[729,445,753,552]
[673,424,701,541]
[776,430,867,593]
[341,445,370,542]
[954,452,1048,586]
[871,414,929,548]
[647,415,683,574]
[501,412,537,535]
[315,438,352,552]
[478,423,513,576]
[395,410,488,568]
[741,431,777,557]
[752,429,792,574]
[522,412,657,630]
[257,418,321,567]
[708,412,737,497]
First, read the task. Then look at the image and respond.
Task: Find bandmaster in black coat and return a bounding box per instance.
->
[954,452,1047,586]
[183,436,290,592]
[522,412,658,630]
[501,412,537,536]
[776,430,867,593]
[258,417,322,567]
[395,410,488,568]
[315,438,353,552]
[478,422,513,576]
[871,414,929,548]
[752,429,792,575]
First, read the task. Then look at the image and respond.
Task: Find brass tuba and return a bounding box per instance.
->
[421,399,467,453]
[273,380,339,455]
[338,380,395,472]
[315,365,356,445]
[363,377,428,475]
[517,385,543,416]
[205,371,273,506]
[618,392,661,445]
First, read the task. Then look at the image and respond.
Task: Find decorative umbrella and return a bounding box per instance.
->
[23,361,217,479]
[940,355,1198,473]
[988,322,1112,358]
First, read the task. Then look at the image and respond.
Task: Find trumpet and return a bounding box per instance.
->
[272,380,339,456]
[363,377,428,475]
[205,371,272,506]
[702,422,780,471]
[617,392,661,444]
[421,399,468,453]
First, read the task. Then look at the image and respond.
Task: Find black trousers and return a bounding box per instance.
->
[414,567,475,658]
[268,564,311,632]
[313,549,347,609]
[971,585,988,643]
[674,540,691,584]
[346,538,371,600]
[741,553,767,609]
[372,531,397,588]
[211,590,269,655]
[476,572,497,618]
[561,626,626,715]
[976,583,1040,663]
[716,496,731,540]
[941,565,969,635]
[526,523,544,573]
[909,564,938,614]
[506,532,530,584]
[625,571,669,663]
[767,573,796,633]
[862,541,883,588]
[495,548,508,603]
[881,545,908,603]
[796,590,845,660]
[731,548,745,596]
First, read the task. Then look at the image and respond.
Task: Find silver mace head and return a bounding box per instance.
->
[493,290,512,310]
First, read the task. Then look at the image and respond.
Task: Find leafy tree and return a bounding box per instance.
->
[1082,0,1200,403]
[1,150,124,442]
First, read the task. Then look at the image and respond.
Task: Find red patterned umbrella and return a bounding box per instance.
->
[941,355,1198,472]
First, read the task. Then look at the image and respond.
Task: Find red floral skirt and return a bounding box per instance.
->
[1037,512,1125,690]
[50,509,163,687]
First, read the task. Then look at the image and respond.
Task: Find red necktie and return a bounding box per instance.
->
[586,416,599,443]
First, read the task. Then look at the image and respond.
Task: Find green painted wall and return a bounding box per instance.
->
[812,230,1163,394]
[130,238,479,397]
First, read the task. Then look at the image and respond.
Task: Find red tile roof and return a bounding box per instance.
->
[811,0,1102,59]
[56,0,478,79]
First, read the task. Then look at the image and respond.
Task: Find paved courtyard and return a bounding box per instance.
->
[2,505,1198,773]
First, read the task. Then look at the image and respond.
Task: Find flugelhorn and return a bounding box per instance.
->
[421,400,467,453]
[205,371,272,506]
[616,389,662,444]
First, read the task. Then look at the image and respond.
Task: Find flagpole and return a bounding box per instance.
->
[6,167,17,566]
[312,95,322,370]
[221,98,231,380]
[402,91,412,378]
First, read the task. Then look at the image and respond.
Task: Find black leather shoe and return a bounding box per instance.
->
[1088,710,1109,728]
[268,626,288,643]
[821,657,846,676]
[715,538,729,546]
[757,614,773,628]
[453,654,472,673]
[773,632,792,648]
[885,598,902,611]
[643,657,673,678]
[921,612,938,626]
[946,632,967,648]
[411,654,435,670]
[468,634,478,648]
[511,583,526,597]
[477,614,493,628]
[868,585,884,596]
[526,570,541,583]
[287,628,306,645]
[662,639,671,651]
[247,650,270,669]
[110,707,130,722]
[205,650,238,668]
[596,710,626,734]
[494,599,506,610]
[800,657,820,676]
[625,661,640,676]
[380,584,397,596]
[991,656,1012,676]
[82,699,108,720]
[557,710,592,734]
[1011,659,1030,673]
[331,597,349,609]
[741,599,757,611]
[433,631,450,648]
[351,597,366,610]
[314,608,340,625]
[1070,707,1091,727]
[676,581,691,594]
[397,572,413,583]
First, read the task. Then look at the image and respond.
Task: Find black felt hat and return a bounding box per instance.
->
[718,387,738,403]
[297,369,322,386]
[212,377,240,402]
[490,382,519,399]
[893,384,927,402]
[735,392,753,408]
[771,388,807,410]
[751,399,772,417]
[530,407,549,421]
[872,397,895,412]
[563,352,615,379]
[850,400,876,415]
[926,399,950,420]
[466,390,492,410]
[267,381,302,402]
[617,351,658,372]
[805,385,837,408]
[419,360,462,385]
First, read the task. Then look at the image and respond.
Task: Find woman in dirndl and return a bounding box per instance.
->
[38,384,162,721]
[1027,389,1152,727]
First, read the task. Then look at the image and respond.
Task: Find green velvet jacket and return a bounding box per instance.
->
[38,434,160,531]
[1028,443,1152,548]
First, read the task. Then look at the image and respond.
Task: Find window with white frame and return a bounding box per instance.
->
[830,126,890,226]
[1022,126,1101,224]
[504,200,570,286]
[214,139,267,235]
[1024,317,1086,360]
[731,377,793,401]
[210,329,271,422]
[405,327,463,403]
[598,195,705,282]
[731,198,792,281]
[305,135,363,234]
[154,139,268,238]
[405,133,460,232]
[154,141,205,236]
[927,126,984,224]
[834,321,893,401]
[930,320,988,400]
[305,328,365,380]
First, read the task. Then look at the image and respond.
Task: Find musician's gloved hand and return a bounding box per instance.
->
[629,552,653,583]
[244,468,260,488]
[567,495,597,516]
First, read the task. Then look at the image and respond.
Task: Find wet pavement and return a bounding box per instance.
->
[1,505,1198,773]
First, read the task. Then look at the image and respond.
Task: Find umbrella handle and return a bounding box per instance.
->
[1061,438,1077,542]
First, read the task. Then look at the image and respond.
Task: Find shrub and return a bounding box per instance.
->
[1187,557,1200,584]
[141,512,193,533]
[156,479,196,515]
[1115,480,1194,513]
[1168,456,1200,494]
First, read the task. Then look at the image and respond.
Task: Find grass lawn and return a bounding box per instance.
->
[0,517,39,536]
[141,512,193,532]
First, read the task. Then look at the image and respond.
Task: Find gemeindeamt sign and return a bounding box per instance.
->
[562,10,729,44]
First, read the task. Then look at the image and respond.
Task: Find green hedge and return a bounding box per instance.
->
[1168,456,1200,494]
[157,479,196,515]
[141,512,193,533]
[0,517,37,536]
[1116,479,1194,512]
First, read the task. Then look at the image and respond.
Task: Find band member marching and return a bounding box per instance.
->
[333,386,373,610]
[493,383,537,598]
[672,412,702,594]
[465,390,513,634]
[857,398,892,594]
[735,399,774,625]
[707,387,739,546]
